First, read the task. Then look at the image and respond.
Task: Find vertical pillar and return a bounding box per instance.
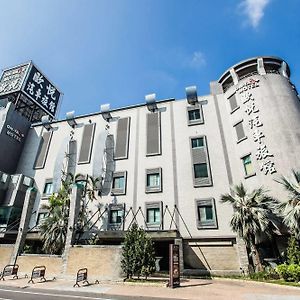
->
[62,184,83,274]
[174,238,184,275]
[10,187,37,265]
[236,236,249,275]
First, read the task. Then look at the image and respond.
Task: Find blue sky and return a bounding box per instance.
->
[0,0,299,118]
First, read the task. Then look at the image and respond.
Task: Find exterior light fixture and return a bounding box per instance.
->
[41,115,52,131]
[100,103,112,122]
[66,111,77,128]
[185,86,198,105]
[145,93,157,112]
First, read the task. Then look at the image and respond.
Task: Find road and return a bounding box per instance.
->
[0,286,183,300]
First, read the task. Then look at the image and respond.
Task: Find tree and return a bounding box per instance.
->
[286,236,300,265]
[220,183,279,271]
[121,223,156,279]
[276,170,300,239]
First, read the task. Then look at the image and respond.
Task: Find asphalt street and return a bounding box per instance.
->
[0,286,183,300]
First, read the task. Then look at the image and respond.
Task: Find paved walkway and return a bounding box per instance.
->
[0,276,299,300]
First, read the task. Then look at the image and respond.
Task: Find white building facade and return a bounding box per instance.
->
[1,56,300,275]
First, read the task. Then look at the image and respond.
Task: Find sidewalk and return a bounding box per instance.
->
[0,275,299,300]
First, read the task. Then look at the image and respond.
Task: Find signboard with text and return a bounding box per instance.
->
[22,64,61,118]
[0,62,61,118]
[169,244,180,288]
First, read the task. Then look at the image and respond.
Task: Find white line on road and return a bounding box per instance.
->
[0,288,113,300]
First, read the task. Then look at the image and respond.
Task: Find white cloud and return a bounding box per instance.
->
[239,0,271,28]
[184,51,206,69]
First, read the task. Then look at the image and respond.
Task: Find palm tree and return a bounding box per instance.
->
[40,205,68,254]
[276,170,300,239]
[221,183,279,271]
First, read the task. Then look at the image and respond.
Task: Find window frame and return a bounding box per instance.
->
[241,153,256,178]
[228,93,240,114]
[108,203,125,229]
[195,198,218,230]
[186,104,204,126]
[111,171,127,195]
[233,120,247,143]
[145,168,162,193]
[42,179,54,197]
[145,201,162,228]
[189,135,213,187]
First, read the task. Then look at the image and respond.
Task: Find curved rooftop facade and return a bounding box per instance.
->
[218,56,291,93]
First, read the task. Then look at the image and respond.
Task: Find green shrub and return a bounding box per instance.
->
[287,236,300,265]
[276,264,300,282]
[249,268,280,281]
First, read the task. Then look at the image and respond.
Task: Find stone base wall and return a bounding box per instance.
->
[0,245,123,280]
[16,254,62,276]
[183,239,240,275]
[66,245,123,280]
[0,244,14,270]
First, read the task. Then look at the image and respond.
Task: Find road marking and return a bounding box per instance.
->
[0,288,113,300]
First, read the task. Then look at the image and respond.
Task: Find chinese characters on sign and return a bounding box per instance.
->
[0,64,30,96]
[168,244,180,288]
[22,65,60,117]
[238,78,276,175]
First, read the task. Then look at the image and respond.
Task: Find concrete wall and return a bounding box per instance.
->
[0,244,14,270]
[183,240,240,275]
[17,254,62,276]
[66,245,122,280]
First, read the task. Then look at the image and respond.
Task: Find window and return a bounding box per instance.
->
[234,121,246,143]
[43,180,53,196]
[145,168,162,193]
[147,173,160,187]
[195,198,218,229]
[145,202,162,227]
[228,94,239,113]
[242,154,255,177]
[111,171,127,195]
[109,209,123,224]
[37,212,48,226]
[108,204,124,228]
[187,106,204,126]
[188,109,200,121]
[190,136,212,187]
[113,176,125,190]
[194,163,208,178]
[191,137,204,148]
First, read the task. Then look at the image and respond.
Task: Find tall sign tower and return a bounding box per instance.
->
[0,62,61,122]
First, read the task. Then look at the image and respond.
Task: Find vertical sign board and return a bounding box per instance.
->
[22,64,61,118]
[169,244,180,288]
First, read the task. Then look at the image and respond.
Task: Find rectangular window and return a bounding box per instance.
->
[190,136,212,187]
[194,163,208,178]
[234,121,246,143]
[108,204,124,228]
[187,105,204,126]
[109,209,123,224]
[111,171,127,195]
[115,117,130,160]
[145,168,162,193]
[195,198,218,229]
[242,154,255,177]
[34,131,53,169]
[145,202,162,227]
[43,180,53,196]
[78,123,95,164]
[191,137,204,148]
[228,94,239,113]
[37,212,49,226]
[146,112,161,156]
